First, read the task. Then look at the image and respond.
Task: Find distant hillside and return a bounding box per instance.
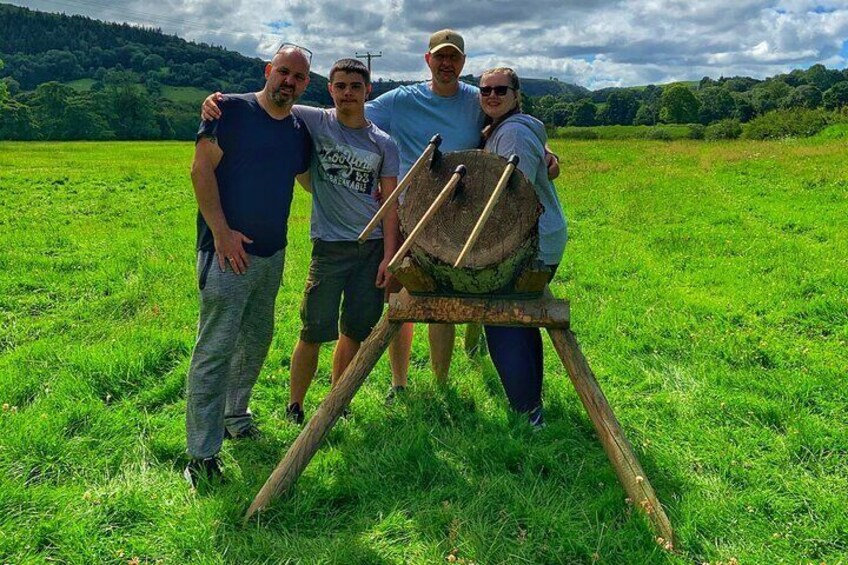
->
[0,3,330,105]
[370,76,590,100]
[0,3,593,105]
[3,2,848,141]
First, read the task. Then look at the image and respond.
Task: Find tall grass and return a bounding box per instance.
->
[0,140,846,563]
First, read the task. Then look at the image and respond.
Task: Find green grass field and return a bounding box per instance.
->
[65,78,96,92]
[554,124,695,140]
[159,85,215,105]
[0,139,846,564]
[63,81,209,105]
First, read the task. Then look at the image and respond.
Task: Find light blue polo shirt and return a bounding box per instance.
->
[366,81,485,178]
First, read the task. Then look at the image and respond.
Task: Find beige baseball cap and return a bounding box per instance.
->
[428,29,465,55]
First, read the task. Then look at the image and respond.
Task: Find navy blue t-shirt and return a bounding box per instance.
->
[196,93,311,257]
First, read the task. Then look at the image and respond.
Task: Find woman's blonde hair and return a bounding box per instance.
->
[480,67,523,143]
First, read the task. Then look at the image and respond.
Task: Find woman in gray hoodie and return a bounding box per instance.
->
[479,67,568,429]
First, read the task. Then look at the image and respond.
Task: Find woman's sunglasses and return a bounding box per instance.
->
[479,85,515,97]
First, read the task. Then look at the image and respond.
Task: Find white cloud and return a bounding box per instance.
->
[7,0,848,88]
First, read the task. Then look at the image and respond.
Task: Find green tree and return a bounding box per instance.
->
[823,82,848,109]
[0,57,7,104]
[659,84,700,123]
[97,70,159,139]
[696,87,735,124]
[805,64,842,92]
[720,76,760,92]
[2,76,21,97]
[598,90,638,125]
[32,81,74,139]
[62,96,113,139]
[550,104,572,127]
[531,94,560,124]
[633,103,658,125]
[784,85,822,109]
[142,53,165,71]
[750,80,792,115]
[0,100,38,139]
[568,99,597,126]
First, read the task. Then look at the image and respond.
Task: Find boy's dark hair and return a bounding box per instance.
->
[329,58,371,84]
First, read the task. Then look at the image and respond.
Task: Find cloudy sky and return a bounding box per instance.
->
[9,0,848,88]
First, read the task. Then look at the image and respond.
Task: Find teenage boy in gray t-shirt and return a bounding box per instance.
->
[285,59,400,422]
[201,59,400,422]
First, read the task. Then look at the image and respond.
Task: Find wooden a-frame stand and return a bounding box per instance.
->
[243,289,675,547]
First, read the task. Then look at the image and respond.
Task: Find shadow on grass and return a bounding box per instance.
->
[199,379,688,563]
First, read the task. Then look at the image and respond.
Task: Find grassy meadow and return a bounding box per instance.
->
[0,138,846,564]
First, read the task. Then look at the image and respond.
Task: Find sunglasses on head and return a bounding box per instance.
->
[479,85,515,96]
[276,42,313,64]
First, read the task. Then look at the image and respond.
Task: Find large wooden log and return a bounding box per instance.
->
[398,150,541,294]
[244,316,402,523]
[388,289,569,328]
[389,165,467,271]
[547,327,675,547]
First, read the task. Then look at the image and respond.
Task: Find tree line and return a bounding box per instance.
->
[527,65,848,128]
[2,3,848,141]
[0,65,201,141]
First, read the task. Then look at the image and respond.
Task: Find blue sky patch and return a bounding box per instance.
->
[266,20,293,31]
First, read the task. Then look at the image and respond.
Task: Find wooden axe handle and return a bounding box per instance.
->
[453,154,519,268]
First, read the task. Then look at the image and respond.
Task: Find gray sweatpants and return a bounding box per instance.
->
[185,249,285,459]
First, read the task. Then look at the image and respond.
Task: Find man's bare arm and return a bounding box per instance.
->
[296,171,313,193]
[191,137,253,274]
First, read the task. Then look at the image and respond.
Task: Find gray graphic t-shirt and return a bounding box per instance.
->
[292,105,399,241]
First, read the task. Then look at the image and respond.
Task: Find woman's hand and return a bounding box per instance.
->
[545,151,560,180]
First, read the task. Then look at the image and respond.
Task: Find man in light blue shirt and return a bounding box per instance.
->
[365,29,482,397]
[366,30,560,399]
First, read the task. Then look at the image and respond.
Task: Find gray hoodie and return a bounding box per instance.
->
[484,113,568,265]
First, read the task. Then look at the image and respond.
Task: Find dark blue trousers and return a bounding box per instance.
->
[483,265,558,413]
[483,325,544,413]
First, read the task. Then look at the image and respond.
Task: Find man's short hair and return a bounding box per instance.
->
[329,58,371,84]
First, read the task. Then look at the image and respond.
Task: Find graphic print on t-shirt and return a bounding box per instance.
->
[314,135,381,195]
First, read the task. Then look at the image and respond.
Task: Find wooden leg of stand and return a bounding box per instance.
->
[464,322,484,357]
[244,316,402,524]
[547,328,675,548]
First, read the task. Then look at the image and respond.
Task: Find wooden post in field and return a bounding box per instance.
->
[547,327,675,547]
[244,315,401,523]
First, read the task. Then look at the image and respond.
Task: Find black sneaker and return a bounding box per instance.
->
[285,402,304,425]
[183,456,223,488]
[224,423,261,440]
[528,406,546,431]
[384,385,406,406]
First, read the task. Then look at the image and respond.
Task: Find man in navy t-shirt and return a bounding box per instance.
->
[184,45,312,487]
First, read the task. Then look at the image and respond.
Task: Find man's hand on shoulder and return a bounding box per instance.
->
[201,92,225,121]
